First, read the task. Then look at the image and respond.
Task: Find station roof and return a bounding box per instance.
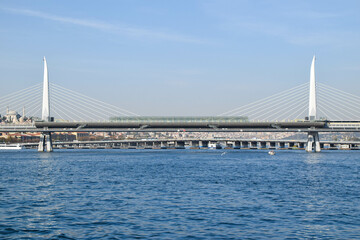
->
[109,116,248,123]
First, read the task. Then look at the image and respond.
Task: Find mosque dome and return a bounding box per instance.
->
[8,110,18,115]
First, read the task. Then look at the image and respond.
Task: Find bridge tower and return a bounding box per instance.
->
[306,56,321,152]
[309,55,317,120]
[38,57,53,152]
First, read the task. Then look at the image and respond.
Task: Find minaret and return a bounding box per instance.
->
[308,55,317,121]
[42,56,50,121]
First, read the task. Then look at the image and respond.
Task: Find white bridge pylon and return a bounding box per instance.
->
[38,57,52,152]
[42,57,50,122]
[308,55,317,121]
[306,55,320,152]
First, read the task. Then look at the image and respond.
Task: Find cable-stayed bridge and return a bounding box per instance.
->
[2,76,360,122]
[1,56,360,152]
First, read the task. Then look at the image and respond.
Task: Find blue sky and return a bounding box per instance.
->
[0,0,359,116]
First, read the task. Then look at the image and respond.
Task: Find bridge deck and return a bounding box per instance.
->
[34,121,326,129]
[1,121,360,132]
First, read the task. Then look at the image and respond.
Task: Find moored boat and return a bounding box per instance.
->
[0,144,24,150]
[208,142,223,149]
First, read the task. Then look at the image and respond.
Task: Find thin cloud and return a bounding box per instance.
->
[284,10,343,19]
[2,7,207,44]
[222,17,357,47]
[235,21,330,45]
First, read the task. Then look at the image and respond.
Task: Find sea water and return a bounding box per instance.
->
[0,149,359,239]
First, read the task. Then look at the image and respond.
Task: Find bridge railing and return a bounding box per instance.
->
[0,123,35,129]
[327,122,360,129]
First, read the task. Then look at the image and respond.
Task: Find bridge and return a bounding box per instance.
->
[1,56,360,152]
[20,138,360,151]
[1,120,359,133]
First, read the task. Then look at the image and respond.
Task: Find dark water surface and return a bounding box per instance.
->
[0,149,359,239]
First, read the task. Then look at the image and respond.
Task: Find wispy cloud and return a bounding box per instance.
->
[284,10,343,19]
[233,20,345,46]
[201,1,358,47]
[2,7,207,44]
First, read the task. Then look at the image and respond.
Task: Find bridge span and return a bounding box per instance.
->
[1,120,360,133]
[20,138,360,151]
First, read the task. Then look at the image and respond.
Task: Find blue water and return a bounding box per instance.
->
[0,149,359,239]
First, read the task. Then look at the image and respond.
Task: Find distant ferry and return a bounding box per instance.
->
[0,144,24,150]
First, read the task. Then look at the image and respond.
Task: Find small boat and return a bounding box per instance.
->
[209,142,223,149]
[268,150,275,155]
[208,142,217,149]
[0,144,24,150]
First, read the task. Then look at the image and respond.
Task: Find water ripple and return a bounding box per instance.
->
[0,150,359,239]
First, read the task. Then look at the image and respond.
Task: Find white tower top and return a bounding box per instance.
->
[42,56,50,121]
[308,55,317,121]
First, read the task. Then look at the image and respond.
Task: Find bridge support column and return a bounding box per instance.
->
[200,141,208,148]
[306,132,321,153]
[161,142,167,149]
[38,132,53,152]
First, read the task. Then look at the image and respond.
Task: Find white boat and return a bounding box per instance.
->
[208,142,223,149]
[268,150,275,155]
[0,144,24,150]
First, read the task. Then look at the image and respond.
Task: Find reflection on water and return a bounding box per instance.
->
[304,152,322,164]
[0,150,359,239]
[24,152,57,236]
[38,151,54,160]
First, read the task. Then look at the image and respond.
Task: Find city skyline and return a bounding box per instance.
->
[1,0,360,116]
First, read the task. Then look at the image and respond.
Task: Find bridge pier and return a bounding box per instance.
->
[160,142,168,149]
[38,132,53,152]
[278,142,285,149]
[234,141,240,149]
[306,132,321,152]
[250,141,258,149]
[190,141,200,149]
[269,142,276,149]
[175,141,185,149]
[200,141,209,148]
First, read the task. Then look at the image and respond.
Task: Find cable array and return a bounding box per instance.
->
[49,83,139,121]
[0,83,42,119]
[219,82,360,121]
[0,83,139,121]
[317,83,360,120]
[2,81,360,122]
[219,83,309,121]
